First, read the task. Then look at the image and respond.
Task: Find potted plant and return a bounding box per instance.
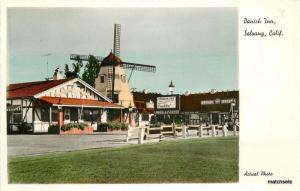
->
[107,121,113,132]
[121,123,129,131]
[113,122,121,131]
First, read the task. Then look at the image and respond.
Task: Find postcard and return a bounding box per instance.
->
[0,1,299,191]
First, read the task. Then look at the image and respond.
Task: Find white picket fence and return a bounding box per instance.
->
[127,123,238,144]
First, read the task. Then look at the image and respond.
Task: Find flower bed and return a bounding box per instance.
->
[60,123,93,135]
[60,127,93,135]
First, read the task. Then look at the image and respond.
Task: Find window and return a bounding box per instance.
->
[100,75,105,83]
[121,75,126,83]
[70,108,78,122]
[51,108,58,122]
[41,108,50,122]
[82,109,99,122]
[64,108,70,120]
[13,112,22,123]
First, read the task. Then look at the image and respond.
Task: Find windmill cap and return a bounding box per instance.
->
[101,52,123,67]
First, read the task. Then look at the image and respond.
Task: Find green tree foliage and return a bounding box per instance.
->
[82,55,101,87]
[64,56,83,78]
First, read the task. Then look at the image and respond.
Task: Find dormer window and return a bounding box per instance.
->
[121,75,126,83]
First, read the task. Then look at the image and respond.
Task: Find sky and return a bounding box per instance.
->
[8,8,238,94]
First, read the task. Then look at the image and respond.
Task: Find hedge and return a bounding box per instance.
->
[97,122,129,131]
[61,123,88,132]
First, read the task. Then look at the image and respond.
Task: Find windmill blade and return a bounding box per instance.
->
[122,62,156,73]
[70,54,104,62]
[113,24,121,57]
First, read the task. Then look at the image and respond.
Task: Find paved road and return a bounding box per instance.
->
[7,131,138,159]
[7,129,236,159]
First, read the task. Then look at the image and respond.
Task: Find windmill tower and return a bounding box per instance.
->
[95,52,134,108]
[70,24,156,108]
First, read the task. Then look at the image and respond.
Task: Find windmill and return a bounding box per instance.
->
[70,24,156,107]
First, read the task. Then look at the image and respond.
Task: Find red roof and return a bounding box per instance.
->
[101,52,123,67]
[7,79,72,99]
[39,96,123,108]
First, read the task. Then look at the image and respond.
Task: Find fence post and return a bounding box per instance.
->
[212,125,216,137]
[233,125,237,136]
[182,125,187,138]
[126,127,131,142]
[172,122,177,137]
[138,127,145,144]
[222,124,227,137]
[198,125,203,137]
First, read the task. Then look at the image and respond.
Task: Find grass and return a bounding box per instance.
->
[9,136,238,183]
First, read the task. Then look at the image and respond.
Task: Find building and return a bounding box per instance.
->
[132,90,239,126]
[95,52,135,108]
[132,91,161,126]
[7,72,123,133]
[180,90,239,125]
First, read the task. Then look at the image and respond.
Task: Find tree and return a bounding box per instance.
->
[82,55,101,87]
[64,56,83,78]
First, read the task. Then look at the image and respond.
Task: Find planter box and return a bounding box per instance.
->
[107,128,125,132]
[60,127,94,135]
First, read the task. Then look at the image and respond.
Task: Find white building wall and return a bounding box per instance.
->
[33,121,50,133]
[11,99,21,105]
[38,81,100,100]
[23,108,33,123]
[101,111,107,123]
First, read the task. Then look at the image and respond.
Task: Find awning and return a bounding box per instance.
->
[7,105,21,112]
[39,96,124,109]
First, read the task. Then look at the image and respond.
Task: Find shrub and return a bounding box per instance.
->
[112,122,121,130]
[121,123,129,131]
[61,123,88,132]
[97,122,113,132]
[97,122,129,131]
[174,115,183,125]
[48,124,59,134]
[17,122,32,133]
[106,121,113,129]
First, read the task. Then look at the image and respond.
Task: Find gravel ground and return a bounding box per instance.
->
[7,128,237,159]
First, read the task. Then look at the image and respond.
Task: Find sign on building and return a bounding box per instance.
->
[154,95,180,114]
[201,98,236,105]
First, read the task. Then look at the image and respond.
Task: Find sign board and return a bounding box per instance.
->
[157,96,176,109]
[154,95,180,114]
[201,98,236,105]
[155,110,180,115]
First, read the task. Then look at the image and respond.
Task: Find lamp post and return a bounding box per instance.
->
[230,100,236,123]
[230,100,237,136]
[128,102,133,127]
[168,80,175,95]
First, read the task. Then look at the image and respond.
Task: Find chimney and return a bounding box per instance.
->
[53,67,63,80]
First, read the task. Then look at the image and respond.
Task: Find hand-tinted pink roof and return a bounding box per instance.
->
[7,79,72,99]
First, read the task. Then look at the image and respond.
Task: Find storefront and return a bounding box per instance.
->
[133,90,239,126]
[7,77,123,133]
